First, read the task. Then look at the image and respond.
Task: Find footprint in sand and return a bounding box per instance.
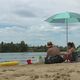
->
[76,71,80,74]
[2,69,7,72]
[2,69,16,72]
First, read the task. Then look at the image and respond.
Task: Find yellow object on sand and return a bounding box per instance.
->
[0,61,19,66]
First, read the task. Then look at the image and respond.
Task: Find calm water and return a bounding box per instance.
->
[0,52,46,64]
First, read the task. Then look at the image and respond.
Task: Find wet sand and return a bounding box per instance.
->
[0,63,80,80]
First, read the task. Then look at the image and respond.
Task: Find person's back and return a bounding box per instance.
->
[47,46,60,56]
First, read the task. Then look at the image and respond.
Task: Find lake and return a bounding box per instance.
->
[0,52,46,64]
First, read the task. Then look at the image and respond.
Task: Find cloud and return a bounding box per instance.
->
[0,0,80,46]
[69,26,80,31]
[14,7,36,18]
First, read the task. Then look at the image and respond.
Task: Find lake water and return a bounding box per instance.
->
[0,52,46,64]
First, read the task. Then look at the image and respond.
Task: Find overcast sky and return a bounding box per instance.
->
[0,0,80,46]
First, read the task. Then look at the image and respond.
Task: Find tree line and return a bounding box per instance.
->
[0,41,28,52]
[0,41,79,53]
[0,41,48,52]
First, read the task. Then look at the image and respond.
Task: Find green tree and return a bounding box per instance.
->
[19,41,28,52]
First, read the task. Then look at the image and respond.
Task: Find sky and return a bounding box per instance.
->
[0,0,80,47]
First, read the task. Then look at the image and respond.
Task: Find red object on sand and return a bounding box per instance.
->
[27,60,32,64]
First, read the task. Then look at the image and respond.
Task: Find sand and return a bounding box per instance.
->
[0,63,80,80]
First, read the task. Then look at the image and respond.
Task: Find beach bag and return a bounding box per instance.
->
[71,52,78,62]
[75,52,80,62]
[45,55,64,64]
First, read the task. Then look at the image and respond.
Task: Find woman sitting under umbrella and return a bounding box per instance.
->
[64,42,76,62]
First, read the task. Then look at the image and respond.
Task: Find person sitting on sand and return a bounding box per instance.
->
[64,42,76,62]
[45,42,64,64]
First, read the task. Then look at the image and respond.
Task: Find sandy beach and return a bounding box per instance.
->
[0,63,80,80]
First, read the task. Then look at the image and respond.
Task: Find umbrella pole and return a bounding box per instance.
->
[65,19,68,51]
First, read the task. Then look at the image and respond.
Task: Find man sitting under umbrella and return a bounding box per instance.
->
[45,42,64,64]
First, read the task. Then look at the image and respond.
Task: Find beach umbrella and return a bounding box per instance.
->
[45,12,80,48]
